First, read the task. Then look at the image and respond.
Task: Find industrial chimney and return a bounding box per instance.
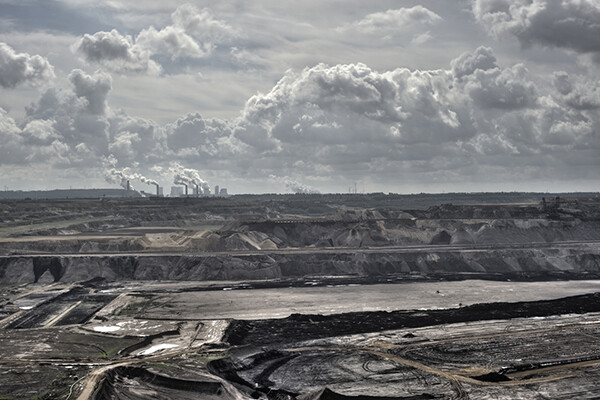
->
[184,184,188,197]
[154,183,160,197]
[126,180,130,192]
[195,184,199,197]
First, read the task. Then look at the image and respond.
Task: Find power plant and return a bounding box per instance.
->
[101,163,233,198]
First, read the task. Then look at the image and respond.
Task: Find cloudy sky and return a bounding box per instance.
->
[0,0,598,194]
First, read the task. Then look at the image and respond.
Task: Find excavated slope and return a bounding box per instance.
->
[197,218,600,251]
[1,246,599,283]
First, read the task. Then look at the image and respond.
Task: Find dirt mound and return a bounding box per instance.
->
[197,214,600,251]
[96,366,235,400]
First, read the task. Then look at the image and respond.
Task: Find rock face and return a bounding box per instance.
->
[32,257,65,282]
[1,199,598,283]
[1,246,600,283]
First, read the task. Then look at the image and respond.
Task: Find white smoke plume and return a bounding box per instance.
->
[270,175,320,194]
[169,162,210,194]
[104,167,136,190]
[104,165,158,190]
[139,175,159,187]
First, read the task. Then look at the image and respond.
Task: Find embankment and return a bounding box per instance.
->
[1,245,599,283]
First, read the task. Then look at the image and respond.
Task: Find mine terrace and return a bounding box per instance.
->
[0,192,599,399]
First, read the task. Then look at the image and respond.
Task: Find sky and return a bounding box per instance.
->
[0,0,599,194]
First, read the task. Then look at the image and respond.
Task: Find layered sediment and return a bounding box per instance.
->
[1,244,599,283]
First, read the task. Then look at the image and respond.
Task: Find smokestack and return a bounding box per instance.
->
[195,184,199,197]
[184,184,188,196]
[127,180,130,192]
[154,183,159,197]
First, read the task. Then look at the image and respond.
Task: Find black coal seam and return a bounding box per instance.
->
[224,292,600,346]
[4,286,89,329]
[253,353,299,388]
[207,358,298,399]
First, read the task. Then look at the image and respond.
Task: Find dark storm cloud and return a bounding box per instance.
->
[472,0,600,62]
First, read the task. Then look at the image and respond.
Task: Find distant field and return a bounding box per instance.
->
[0,216,121,238]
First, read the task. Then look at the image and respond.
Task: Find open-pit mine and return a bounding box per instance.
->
[0,192,599,399]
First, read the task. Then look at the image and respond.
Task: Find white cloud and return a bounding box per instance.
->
[164,112,241,164]
[68,69,112,115]
[465,63,537,110]
[137,4,235,60]
[451,46,497,78]
[338,6,441,43]
[14,68,162,170]
[73,29,160,74]
[0,42,55,88]
[1,43,598,191]
[220,49,597,185]
[73,4,236,73]
[344,6,441,34]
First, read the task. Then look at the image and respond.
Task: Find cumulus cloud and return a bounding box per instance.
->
[137,4,235,60]
[556,72,600,110]
[165,112,238,158]
[0,42,55,88]
[73,4,236,73]
[465,63,537,110]
[234,62,465,156]
[345,6,441,33]
[339,6,441,42]
[68,69,112,115]
[10,69,161,170]
[2,46,598,191]
[73,30,159,74]
[451,46,498,78]
[472,0,600,61]
[225,48,597,184]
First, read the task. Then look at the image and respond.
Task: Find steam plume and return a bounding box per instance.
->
[270,175,320,194]
[105,167,136,189]
[104,166,159,191]
[169,163,210,194]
